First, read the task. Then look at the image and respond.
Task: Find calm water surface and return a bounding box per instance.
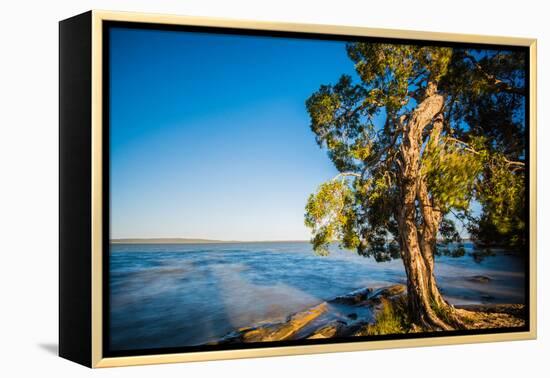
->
[109,242,525,351]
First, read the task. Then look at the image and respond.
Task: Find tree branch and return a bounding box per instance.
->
[449,209,470,230]
[444,137,525,168]
[365,116,405,167]
[332,172,361,181]
[463,52,525,96]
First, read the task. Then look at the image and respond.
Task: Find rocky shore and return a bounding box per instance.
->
[210,283,526,344]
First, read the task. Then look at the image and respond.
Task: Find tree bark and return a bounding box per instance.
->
[397,83,463,330]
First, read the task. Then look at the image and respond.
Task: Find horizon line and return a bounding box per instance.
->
[110,237,473,245]
[110,237,312,244]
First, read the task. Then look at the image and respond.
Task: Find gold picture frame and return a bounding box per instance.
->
[59,9,537,368]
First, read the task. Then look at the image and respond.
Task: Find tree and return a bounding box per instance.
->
[304,43,526,330]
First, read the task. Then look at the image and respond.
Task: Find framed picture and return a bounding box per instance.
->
[59,10,537,368]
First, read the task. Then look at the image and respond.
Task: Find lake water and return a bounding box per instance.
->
[109,242,525,351]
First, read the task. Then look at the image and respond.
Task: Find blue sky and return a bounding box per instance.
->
[109,28,356,240]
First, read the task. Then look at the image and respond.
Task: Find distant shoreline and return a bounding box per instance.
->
[110,238,471,244]
[110,238,310,245]
[111,238,473,245]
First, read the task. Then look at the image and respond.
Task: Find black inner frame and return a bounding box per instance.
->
[102,20,531,358]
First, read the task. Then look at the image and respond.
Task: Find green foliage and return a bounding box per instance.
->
[421,136,484,212]
[365,297,409,335]
[346,44,452,112]
[353,173,402,261]
[436,217,466,257]
[469,155,526,248]
[438,217,462,244]
[305,75,372,172]
[440,49,526,249]
[304,180,358,255]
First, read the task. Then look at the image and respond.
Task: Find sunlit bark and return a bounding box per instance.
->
[397,83,464,330]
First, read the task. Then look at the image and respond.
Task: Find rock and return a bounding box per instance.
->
[329,285,405,306]
[380,284,406,297]
[213,284,406,345]
[239,326,276,343]
[307,320,347,339]
[258,302,328,341]
[466,275,492,283]
[329,288,372,305]
[369,284,406,300]
[221,302,329,343]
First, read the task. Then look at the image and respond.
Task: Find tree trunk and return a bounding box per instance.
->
[397,83,463,330]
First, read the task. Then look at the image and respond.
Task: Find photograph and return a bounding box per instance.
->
[106,24,529,354]
[2,0,548,376]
